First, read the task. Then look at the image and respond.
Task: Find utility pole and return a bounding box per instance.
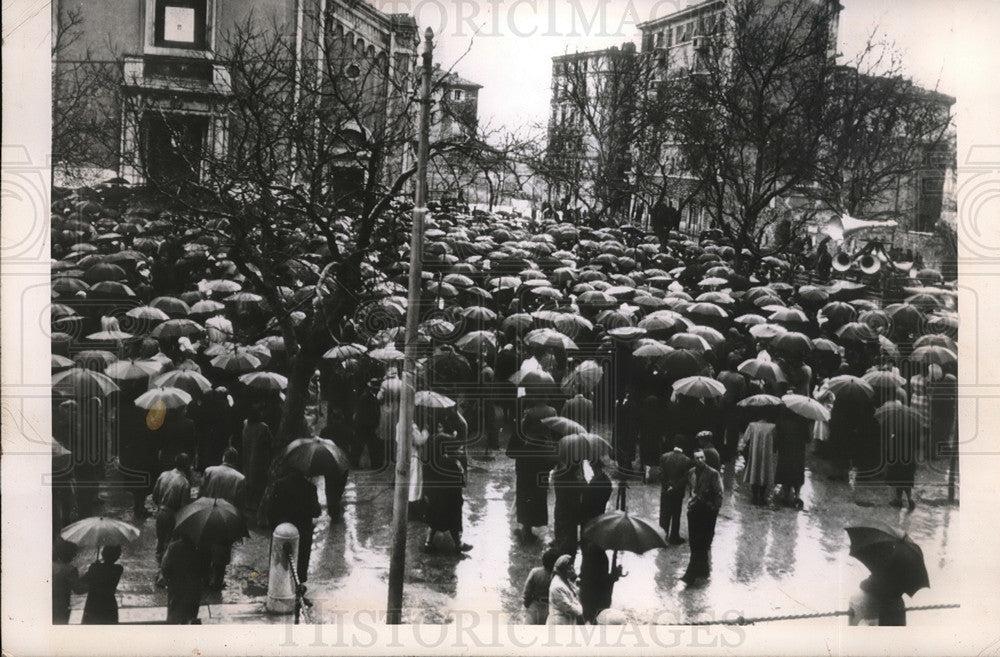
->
[386,26,434,626]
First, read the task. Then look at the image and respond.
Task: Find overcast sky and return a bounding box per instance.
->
[373,0,992,138]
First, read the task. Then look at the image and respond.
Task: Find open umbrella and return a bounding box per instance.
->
[738,359,787,384]
[910,345,957,367]
[154,369,213,396]
[845,526,930,597]
[211,350,262,373]
[105,359,163,382]
[874,401,927,434]
[542,416,588,437]
[659,349,706,379]
[415,390,456,408]
[52,367,120,398]
[152,318,204,339]
[582,511,668,554]
[174,497,248,545]
[672,375,725,399]
[781,394,830,422]
[558,432,612,466]
[826,375,875,399]
[135,386,193,409]
[60,516,140,547]
[524,328,577,351]
[283,437,350,477]
[770,331,814,358]
[737,394,782,408]
[324,343,367,360]
[239,371,289,391]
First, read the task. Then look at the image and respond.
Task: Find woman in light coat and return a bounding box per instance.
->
[546,554,584,625]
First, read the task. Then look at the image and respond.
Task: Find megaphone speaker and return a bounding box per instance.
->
[832,252,853,272]
[859,255,881,275]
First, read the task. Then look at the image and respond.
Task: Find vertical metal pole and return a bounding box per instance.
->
[386,26,434,626]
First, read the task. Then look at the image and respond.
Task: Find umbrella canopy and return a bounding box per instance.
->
[152,318,204,339]
[672,375,726,399]
[239,371,289,391]
[749,323,787,340]
[211,350,263,373]
[283,437,350,477]
[154,369,213,396]
[74,350,119,371]
[770,331,814,358]
[542,416,588,437]
[557,432,612,466]
[826,375,875,399]
[60,516,140,547]
[659,349,707,379]
[126,305,171,322]
[51,354,76,372]
[910,345,957,367]
[738,358,787,384]
[781,394,830,421]
[104,359,163,382]
[174,497,248,545]
[150,296,191,318]
[524,328,578,351]
[737,394,783,408]
[323,343,367,360]
[582,511,668,554]
[874,401,927,434]
[52,367,120,398]
[845,526,930,597]
[135,386,193,409]
[415,390,456,408]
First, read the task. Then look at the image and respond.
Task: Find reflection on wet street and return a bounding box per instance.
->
[100,433,958,627]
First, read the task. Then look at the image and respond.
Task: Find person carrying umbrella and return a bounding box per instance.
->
[422,422,472,553]
[846,527,930,626]
[268,464,321,583]
[738,406,778,506]
[511,396,558,541]
[546,554,584,625]
[680,449,724,585]
[659,437,693,545]
[80,545,124,624]
[198,447,245,589]
[354,379,384,469]
[152,453,193,563]
[578,539,623,624]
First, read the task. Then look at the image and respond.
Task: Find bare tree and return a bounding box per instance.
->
[810,46,955,223]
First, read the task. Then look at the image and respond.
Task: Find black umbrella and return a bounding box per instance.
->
[582,511,668,554]
[174,497,248,545]
[845,526,930,597]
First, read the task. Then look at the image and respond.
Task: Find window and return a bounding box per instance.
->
[453,89,463,101]
[154,0,207,50]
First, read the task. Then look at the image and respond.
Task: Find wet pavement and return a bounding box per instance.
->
[69,424,960,628]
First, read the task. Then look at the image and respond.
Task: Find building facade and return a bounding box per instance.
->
[546,42,638,216]
[52,0,418,187]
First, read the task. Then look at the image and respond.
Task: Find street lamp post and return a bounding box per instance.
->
[386,26,434,626]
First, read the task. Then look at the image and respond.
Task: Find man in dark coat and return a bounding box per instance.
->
[659,440,692,545]
[159,534,209,624]
[681,450,724,585]
[118,405,160,520]
[269,466,321,582]
[354,380,383,469]
[199,447,245,589]
[152,453,192,563]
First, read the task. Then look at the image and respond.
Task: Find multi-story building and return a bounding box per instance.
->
[429,64,481,143]
[52,0,419,187]
[546,42,638,215]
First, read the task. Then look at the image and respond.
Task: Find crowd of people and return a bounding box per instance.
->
[50,183,958,624]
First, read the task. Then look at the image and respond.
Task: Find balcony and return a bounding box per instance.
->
[123,55,231,97]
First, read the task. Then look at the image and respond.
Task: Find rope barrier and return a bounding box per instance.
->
[683,603,959,626]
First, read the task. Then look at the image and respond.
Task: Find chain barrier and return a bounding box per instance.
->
[683,603,959,626]
[286,552,311,625]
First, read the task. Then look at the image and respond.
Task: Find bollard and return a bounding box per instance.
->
[266,523,299,614]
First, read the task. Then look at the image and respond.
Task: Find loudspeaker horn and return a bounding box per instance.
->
[832,251,853,272]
